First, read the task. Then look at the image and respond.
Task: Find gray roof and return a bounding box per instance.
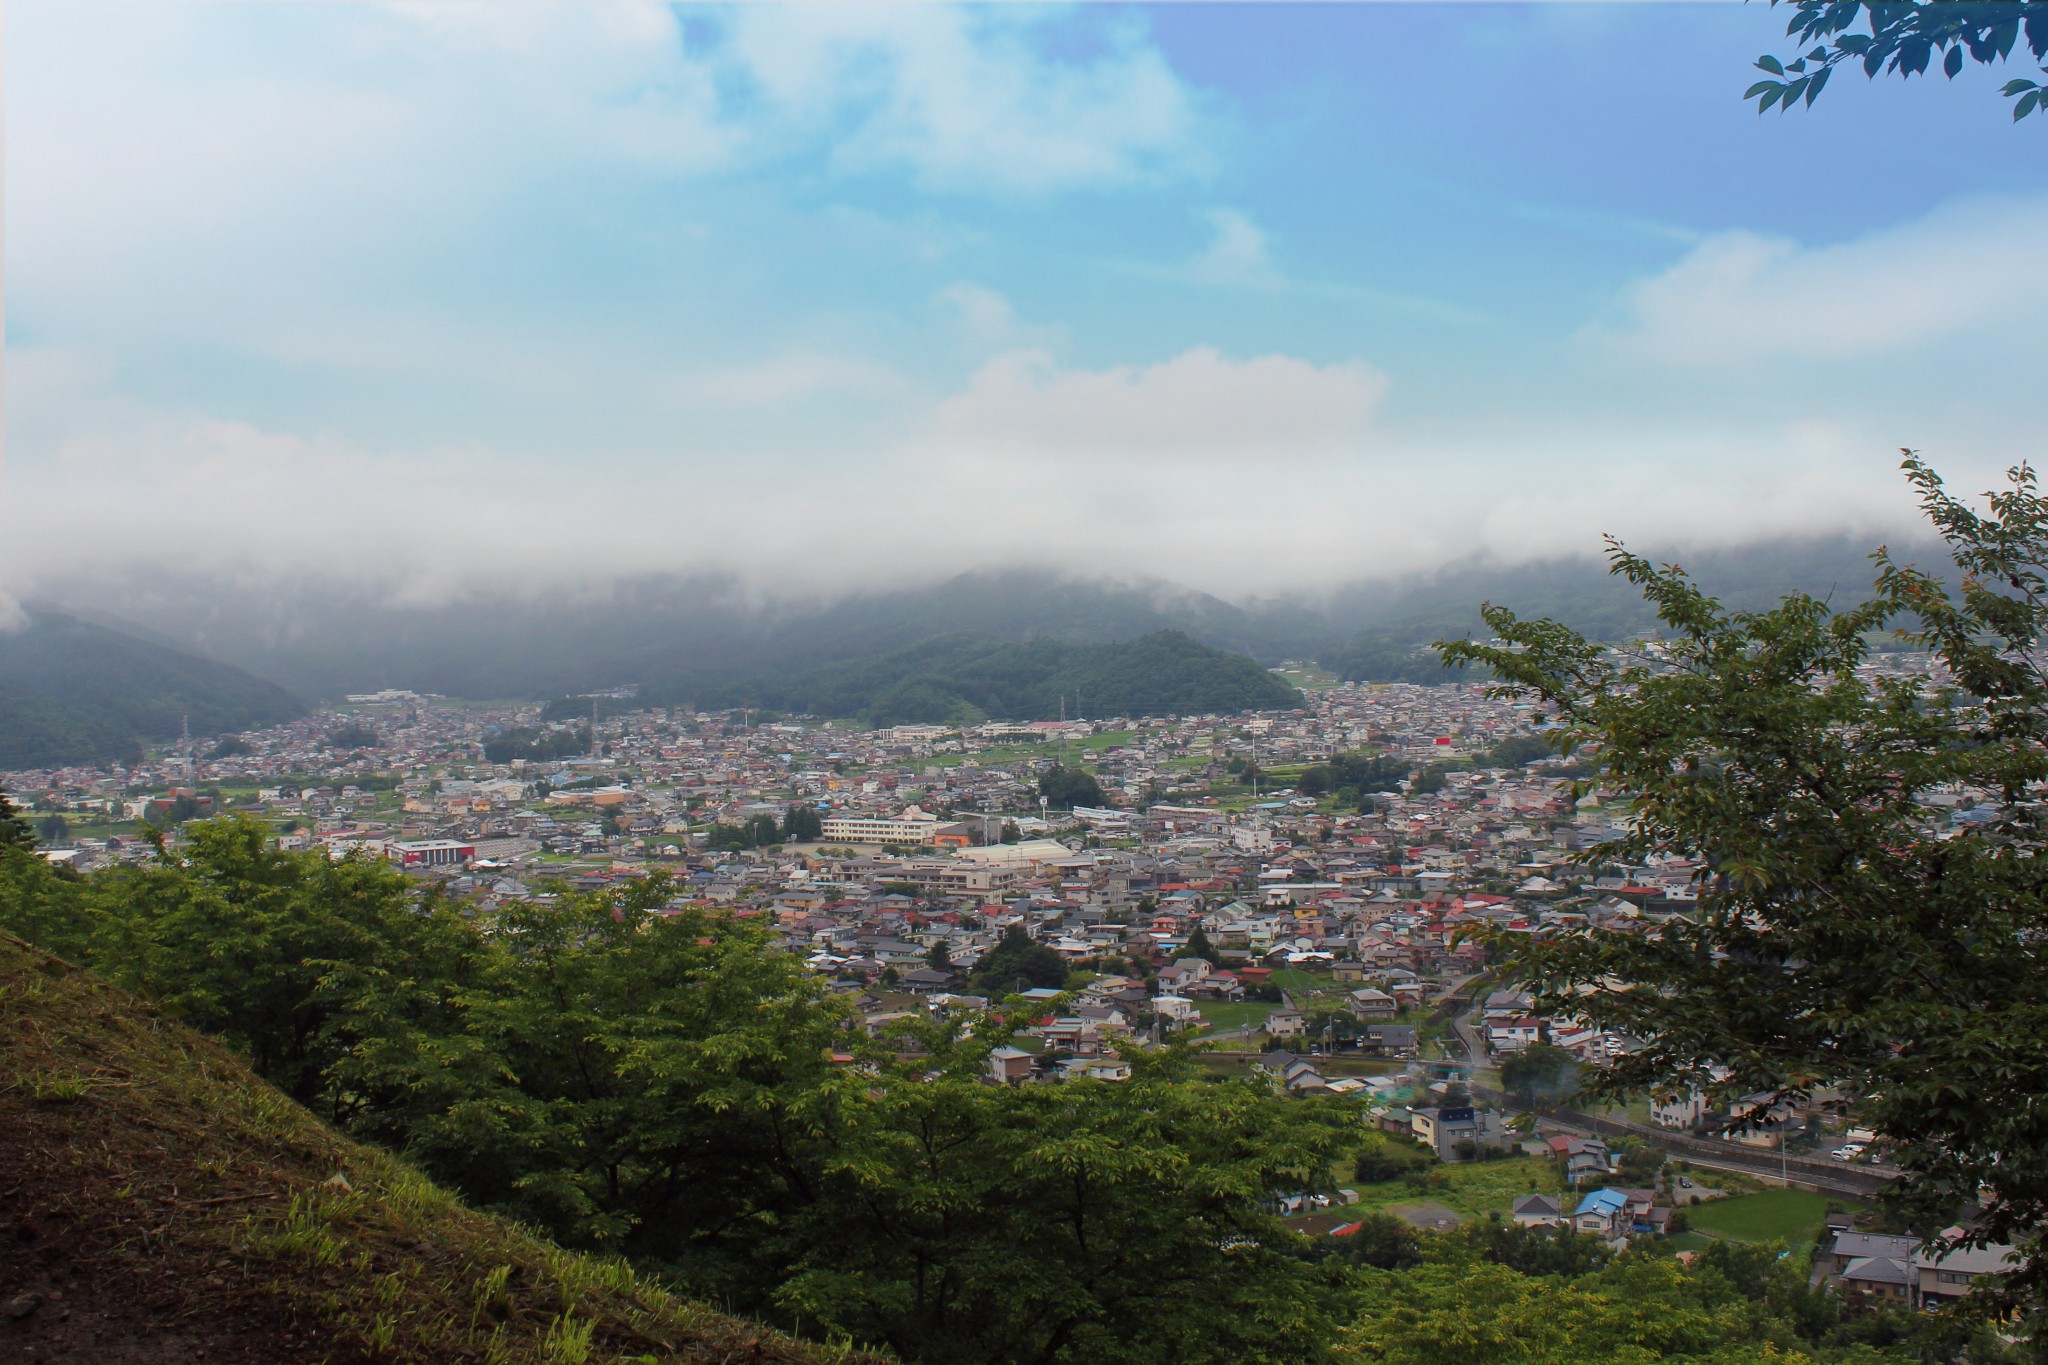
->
[1841,1256,1915,1287]
[1834,1232,1922,1261]
[1915,1241,2021,1276]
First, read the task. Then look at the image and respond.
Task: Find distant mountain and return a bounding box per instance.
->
[30,535,1947,703]
[32,568,1334,702]
[0,611,306,768]
[1311,535,1952,681]
[661,630,1303,725]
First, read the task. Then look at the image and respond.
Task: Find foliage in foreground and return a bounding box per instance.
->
[1441,457,2048,1320]
[0,822,1951,1364]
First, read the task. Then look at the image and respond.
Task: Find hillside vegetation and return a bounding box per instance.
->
[0,929,878,1365]
[667,629,1302,724]
[0,610,305,768]
[0,822,1962,1365]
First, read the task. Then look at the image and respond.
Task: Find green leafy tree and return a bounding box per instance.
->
[0,832,95,957]
[0,788,38,849]
[972,925,1071,993]
[36,813,71,845]
[1039,765,1107,810]
[1335,1211,1424,1271]
[323,723,379,750]
[1439,457,2048,1312]
[1485,733,1554,769]
[776,1024,1357,1365]
[1185,924,1223,967]
[1745,0,2048,123]
[1343,1257,1784,1365]
[1500,1042,1580,1108]
[356,878,851,1279]
[1449,1216,1613,1279]
[1354,1134,1437,1184]
[76,817,483,1116]
[782,804,825,842]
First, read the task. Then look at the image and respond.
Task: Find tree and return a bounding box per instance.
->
[972,925,1070,993]
[1039,765,1107,810]
[36,813,71,845]
[1345,1257,1780,1365]
[782,804,824,842]
[0,788,36,849]
[1438,457,2048,1314]
[1000,820,1022,844]
[1462,1218,1614,1279]
[1745,0,2048,123]
[1185,924,1222,967]
[70,816,484,1116]
[1485,733,1554,769]
[323,724,379,750]
[1336,1211,1423,1271]
[775,1032,1356,1365]
[925,939,952,971]
[1354,1134,1436,1184]
[1500,1042,1580,1108]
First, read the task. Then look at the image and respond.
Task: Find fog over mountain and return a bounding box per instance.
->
[25,531,1941,705]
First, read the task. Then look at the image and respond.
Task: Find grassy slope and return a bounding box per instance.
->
[1683,1189,1840,1243]
[1344,1155,1565,1220]
[0,932,882,1365]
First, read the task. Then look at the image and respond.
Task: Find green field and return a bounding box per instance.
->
[1683,1189,1840,1244]
[1194,1000,1277,1033]
[1347,1155,1563,1220]
[1265,967,1336,995]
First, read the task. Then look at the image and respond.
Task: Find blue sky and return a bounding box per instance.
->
[6,2,2044,600]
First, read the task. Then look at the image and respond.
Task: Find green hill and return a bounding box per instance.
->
[0,930,878,1365]
[0,611,304,768]
[668,629,1303,724]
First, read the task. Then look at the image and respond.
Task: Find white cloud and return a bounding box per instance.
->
[1190,209,1279,288]
[0,366,2001,603]
[1599,195,2048,366]
[720,5,1208,194]
[936,283,1067,354]
[922,347,1387,463]
[657,353,911,408]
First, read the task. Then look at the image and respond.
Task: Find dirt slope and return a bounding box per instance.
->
[0,933,880,1365]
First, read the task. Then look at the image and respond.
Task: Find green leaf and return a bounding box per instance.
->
[2002,78,2039,95]
[2018,89,2043,121]
[1755,54,1785,75]
[1945,44,1965,79]
[1745,80,1782,99]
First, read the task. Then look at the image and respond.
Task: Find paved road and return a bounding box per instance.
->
[1538,1106,1890,1199]
[1451,989,1886,1200]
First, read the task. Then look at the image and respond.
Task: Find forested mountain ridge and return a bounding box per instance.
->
[0,610,306,768]
[26,535,1943,702]
[665,629,1304,724]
